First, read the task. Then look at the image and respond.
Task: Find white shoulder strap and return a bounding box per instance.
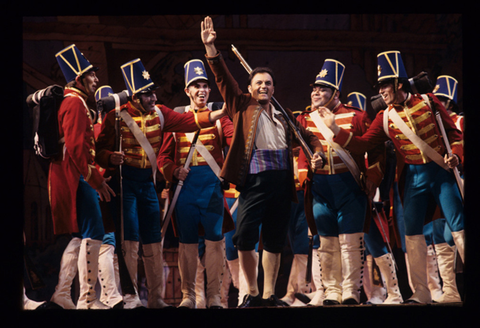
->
[120,110,159,183]
[383,109,391,138]
[421,94,431,109]
[388,106,449,171]
[383,94,431,137]
[309,110,363,188]
[154,106,164,130]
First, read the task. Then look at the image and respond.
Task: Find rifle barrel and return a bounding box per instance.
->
[231,44,316,162]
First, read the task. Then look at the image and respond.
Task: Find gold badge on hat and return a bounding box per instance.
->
[194,66,205,75]
[318,69,328,78]
[377,65,382,76]
[142,70,150,80]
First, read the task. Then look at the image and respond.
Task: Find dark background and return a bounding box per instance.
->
[14,11,475,327]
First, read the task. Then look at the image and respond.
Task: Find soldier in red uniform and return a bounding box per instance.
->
[296,59,385,305]
[427,75,464,303]
[157,59,234,309]
[49,44,116,309]
[95,58,226,309]
[317,51,464,304]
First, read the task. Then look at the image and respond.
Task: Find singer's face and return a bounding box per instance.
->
[378,82,399,105]
[136,91,157,112]
[186,81,211,109]
[248,73,274,105]
[77,71,98,96]
[311,86,334,109]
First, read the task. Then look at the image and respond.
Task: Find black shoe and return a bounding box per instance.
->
[238,294,263,308]
[294,293,312,304]
[112,301,124,309]
[43,302,64,309]
[342,298,359,305]
[263,295,289,307]
[207,305,224,309]
[323,299,340,306]
[402,299,421,304]
[34,302,49,310]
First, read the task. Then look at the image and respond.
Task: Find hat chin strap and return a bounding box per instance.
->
[324,90,338,109]
[133,95,147,113]
[445,99,451,111]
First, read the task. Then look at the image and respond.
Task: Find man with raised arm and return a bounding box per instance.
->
[201,16,324,307]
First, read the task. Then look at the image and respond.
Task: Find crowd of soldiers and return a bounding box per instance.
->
[23,16,464,310]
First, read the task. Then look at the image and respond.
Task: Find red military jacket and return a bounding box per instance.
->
[296,103,385,235]
[450,112,464,134]
[157,107,236,237]
[158,107,234,183]
[297,104,384,188]
[333,93,463,200]
[450,112,464,164]
[95,101,214,177]
[48,87,105,235]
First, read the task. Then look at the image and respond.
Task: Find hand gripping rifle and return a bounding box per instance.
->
[161,130,201,240]
[113,102,136,295]
[231,45,326,169]
[435,111,464,201]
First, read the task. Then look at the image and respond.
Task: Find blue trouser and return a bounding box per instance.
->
[288,190,309,255]
[234,170,292,253]
[75,176,105,241]
[175,166,224,244]
[311,172,367,236]
[424,219,455,247]
[403,162,464,236]
[224,197,260,261]
[108,165,161,244]
[102,232,116,247]
[364,219,388,258]
[224,197,238,260]
[393,182,407,253]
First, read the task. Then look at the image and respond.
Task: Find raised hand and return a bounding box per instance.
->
[201,16,217,56]
[201,16,216,45]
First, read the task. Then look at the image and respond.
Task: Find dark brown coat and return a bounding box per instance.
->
[206,52,322,202]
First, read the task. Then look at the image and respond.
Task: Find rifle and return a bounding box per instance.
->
[371,202,398,270]
[113,104,136,295]
[231,45,326,169]
[161,130,201,240]
[305,233,313,283]
[435,111,464,201]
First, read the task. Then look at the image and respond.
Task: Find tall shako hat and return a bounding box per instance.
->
[347,92,366,111]
[184,59,209,88]
[313,59,345,92]
[377,50,408,82]
[121,58,157,96]
[95,85,114,102]
[55,44,98,83]
[433,75,458,104]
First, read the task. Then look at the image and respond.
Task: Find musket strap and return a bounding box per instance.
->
[178,105,224,182]
[184,133,223,182]
[385,98,449,171]
[309,109,363,188]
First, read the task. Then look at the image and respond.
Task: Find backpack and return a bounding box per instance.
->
[26,84,64,160]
